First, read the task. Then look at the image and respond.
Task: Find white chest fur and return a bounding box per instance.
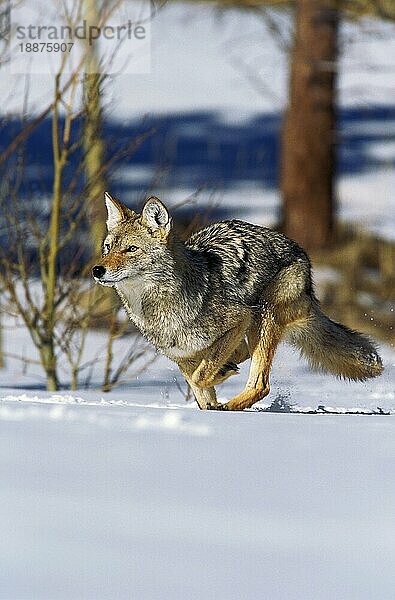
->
[115,279,148,328]
[115,280,214,359]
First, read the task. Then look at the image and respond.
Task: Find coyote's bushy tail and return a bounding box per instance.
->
[288,301,383,381]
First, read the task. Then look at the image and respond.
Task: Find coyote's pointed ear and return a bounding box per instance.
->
[141,196,172,238]
[104,192,130,231]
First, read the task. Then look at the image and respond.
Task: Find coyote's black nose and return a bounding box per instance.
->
[92,265,106,279]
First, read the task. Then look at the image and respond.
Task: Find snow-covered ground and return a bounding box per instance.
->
[2,397,395,600]
[1,314,395,599]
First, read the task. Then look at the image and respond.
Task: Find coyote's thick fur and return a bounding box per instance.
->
[92,193,383,411]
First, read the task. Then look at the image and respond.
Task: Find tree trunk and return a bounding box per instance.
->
[281,0,339,251]
[40,341,59,392]
[83,0,107,255]
[41,74,64,392]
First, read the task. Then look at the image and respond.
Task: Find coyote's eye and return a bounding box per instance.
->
[125,245,139,253]
[103,242,111,255]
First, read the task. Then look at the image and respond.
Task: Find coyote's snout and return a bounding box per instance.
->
[92,191,383,411]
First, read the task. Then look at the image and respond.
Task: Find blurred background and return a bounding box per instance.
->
[0,0,394,392]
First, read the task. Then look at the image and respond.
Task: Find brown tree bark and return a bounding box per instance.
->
[281,0,339,251]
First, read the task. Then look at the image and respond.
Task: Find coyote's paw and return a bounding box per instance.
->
[206,402,229,411]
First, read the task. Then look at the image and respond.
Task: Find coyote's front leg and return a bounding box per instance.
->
[177,359,220,410]
[177,320,249,410]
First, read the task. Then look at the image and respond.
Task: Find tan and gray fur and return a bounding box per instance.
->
[92,192,383,411]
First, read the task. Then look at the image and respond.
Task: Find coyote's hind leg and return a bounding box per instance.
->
[224,312,284,411]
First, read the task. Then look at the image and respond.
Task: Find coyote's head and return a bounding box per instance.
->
[92,192,173,287]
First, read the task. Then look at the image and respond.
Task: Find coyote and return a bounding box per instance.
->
[92,193,383,411]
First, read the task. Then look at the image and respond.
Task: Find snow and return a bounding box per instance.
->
[337,169,395,240]
[2,400,395,599]
[1,314,395,599]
